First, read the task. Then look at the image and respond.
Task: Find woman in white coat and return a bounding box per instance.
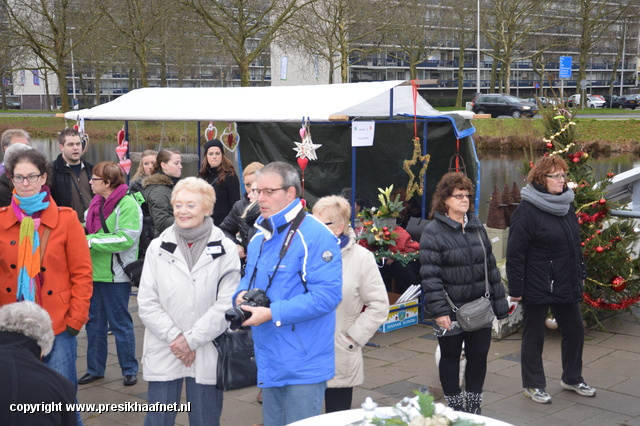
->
[313,195,389,413]
[138,177,240,426]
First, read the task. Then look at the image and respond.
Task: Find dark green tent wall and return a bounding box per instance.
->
[237,116,478,215]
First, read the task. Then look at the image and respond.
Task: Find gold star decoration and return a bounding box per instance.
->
[403,137,430,199]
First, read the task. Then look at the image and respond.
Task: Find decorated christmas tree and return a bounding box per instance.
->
[523,105,640,327]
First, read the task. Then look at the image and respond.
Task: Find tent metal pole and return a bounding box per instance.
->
[197,121,201,161]
[421,119,428,219]
[389,88,394,119]
[125,120,129,183]
[351,143,356,227]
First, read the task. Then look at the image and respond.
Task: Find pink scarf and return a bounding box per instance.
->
[85,184,129,234]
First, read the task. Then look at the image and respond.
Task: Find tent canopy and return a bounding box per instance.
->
[64,81,442,122]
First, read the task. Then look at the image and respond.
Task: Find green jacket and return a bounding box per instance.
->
[86,194,143,282]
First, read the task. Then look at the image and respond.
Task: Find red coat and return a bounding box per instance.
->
[0,199,93,334]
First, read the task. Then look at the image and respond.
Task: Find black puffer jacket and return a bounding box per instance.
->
[506,200,585,305]
[420,213,509,321]
[218,197,260,248]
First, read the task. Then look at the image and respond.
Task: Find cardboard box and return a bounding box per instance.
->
[377,293,419,333]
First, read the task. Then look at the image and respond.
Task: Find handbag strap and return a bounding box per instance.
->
[443,230,491,312]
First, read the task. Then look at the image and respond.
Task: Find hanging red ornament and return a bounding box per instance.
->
[580,242,585,246]
[73,124,79,131]
[595,246,604,253]
[610,276,627,292]
[578,219,584,225]
[117,128,125,146]
[607,172,615,178]
[599,198,606,205]
[546,142,553,149]
[572,157,580,163]
[297,157,309,171]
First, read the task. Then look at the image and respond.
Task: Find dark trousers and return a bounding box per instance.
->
[521,303,585,388]
[438,327,492,395]
[324,387,353,413]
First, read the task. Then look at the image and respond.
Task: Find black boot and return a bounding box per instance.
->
[443,392,465,412]
[465,391,483,415]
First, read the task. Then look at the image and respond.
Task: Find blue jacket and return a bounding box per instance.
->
[234,199,342,388]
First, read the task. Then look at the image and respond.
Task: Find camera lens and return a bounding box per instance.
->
[224,306,253,330]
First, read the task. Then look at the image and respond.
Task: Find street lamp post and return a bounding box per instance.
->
[68,27,77,109]
[620,20,626,96]
[476,0,480,94]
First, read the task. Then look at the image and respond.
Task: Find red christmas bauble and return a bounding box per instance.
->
[578,219,584,225]
[595,246,604,253]
[599,198,606,205]
[572,157,580,163]
[610,276,627,292]
[546,142,553,149]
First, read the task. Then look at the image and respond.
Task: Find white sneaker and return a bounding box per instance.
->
[524,387,552,404]
[560,380,596,397]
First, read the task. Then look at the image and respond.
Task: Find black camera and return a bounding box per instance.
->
[225,288,271,330]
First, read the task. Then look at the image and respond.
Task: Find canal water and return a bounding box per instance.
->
[29,138,640,222]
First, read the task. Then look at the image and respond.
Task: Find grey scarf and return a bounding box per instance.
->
[521,183,574,216]
[174,217,213,271]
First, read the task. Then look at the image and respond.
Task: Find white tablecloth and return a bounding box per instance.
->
[288,407,514,426]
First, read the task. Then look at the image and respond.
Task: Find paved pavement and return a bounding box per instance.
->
[76,295,640,426]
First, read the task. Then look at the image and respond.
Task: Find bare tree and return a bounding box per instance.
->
[385,0,444,81]
[98,0,180,88]
[183,0,316,87]
[0,0,102,111]
[568,0,628,105]
[439,0,478,106]
[482,0,557,93]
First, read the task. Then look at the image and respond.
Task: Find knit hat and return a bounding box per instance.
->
[204,139,224,154]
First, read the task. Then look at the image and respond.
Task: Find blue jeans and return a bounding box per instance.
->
[262,382,327,426]
[145,377,223,426]
[85,282,138,376]
[43,330,83,426]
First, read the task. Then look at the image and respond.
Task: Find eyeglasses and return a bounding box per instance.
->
[545,173,567,180]
[90,177,102,181]
[11,174,42,183]
[450,194,471,200]
[324,222,333,226]
[251,187,288,196]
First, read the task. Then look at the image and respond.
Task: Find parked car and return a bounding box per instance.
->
[524,97,554,107]
[471,94,538,118]
[567,94,605,108]
[601,95,623,108]
[618,95,639,110]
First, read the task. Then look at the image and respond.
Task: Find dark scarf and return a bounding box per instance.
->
[85,184,129,234]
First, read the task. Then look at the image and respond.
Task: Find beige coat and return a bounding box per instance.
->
[138,224,240,385]
[328,229,389,388]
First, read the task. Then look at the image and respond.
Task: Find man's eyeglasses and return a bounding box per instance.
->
[251,187,288,196]
[90,177,103,181]
[11,174,41,183]
[545,173,567,180]
[450,194,471,200]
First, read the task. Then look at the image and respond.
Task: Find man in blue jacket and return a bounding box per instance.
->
[233,161,342,426]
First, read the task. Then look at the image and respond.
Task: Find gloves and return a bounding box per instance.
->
[66,325,80,336]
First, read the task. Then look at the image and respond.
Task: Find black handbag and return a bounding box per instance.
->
[122,258,144,287]
[443,231,495,332]
[213,326,257,391]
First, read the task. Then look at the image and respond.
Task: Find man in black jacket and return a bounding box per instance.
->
[50,128,93,223]
[0,301,77,426]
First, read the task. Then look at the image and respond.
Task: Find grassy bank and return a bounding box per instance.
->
[472,117,640,153]
[1,112,639,153]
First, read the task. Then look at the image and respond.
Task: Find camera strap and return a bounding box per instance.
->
[264,208,307,293]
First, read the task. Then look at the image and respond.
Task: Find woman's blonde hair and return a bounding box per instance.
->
[132,149,157,180]
[312,195,351,236]
[171,177,216,216]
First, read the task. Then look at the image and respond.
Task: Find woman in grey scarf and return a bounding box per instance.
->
[506,156,595,405]
[138,177,241,426]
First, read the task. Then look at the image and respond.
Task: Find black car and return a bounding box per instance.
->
[471,94,539,118]
[619,95,639,110]
[601,95,623,108]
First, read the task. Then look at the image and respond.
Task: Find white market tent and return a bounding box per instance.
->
[64,80,443,122]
